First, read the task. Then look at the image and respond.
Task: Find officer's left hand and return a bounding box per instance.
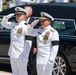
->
[33,48,37,54]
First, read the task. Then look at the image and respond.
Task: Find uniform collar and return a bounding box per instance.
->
[18,20,25,25]
[43,25,51,30]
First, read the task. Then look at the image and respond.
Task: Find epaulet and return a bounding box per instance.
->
[50,28,55,32]
[24,23,28,25]
[39,26,43,29]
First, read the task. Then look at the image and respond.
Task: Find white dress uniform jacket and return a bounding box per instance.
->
[1,16,33,60]
[29,25,59,65]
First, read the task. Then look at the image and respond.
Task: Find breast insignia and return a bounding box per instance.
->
[43,31,50,44]
[17,27,23,34]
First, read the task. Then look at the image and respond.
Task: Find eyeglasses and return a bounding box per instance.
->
[15,12,26,16]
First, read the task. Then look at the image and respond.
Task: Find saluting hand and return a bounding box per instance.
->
[5,13,15,20]
[30,19,39,27]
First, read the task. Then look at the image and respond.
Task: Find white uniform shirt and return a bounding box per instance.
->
[55,0,69,2]
[1,18,33,60]
[29,25,59,65]
[36,0,49,3]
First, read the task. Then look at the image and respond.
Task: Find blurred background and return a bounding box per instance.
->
[2,0,76,11]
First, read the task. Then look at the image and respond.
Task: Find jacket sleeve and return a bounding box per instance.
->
[49,31,59,62]
[26,25,39,36]
[26,19,39,36]
[1,13,15,29]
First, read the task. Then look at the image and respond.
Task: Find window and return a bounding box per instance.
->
[52,21,66,29]
[51,19,75,35]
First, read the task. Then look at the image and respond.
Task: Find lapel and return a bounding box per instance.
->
[28,17,35,24]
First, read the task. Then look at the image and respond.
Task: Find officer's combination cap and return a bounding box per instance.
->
[40,12,54,21]
[15,7,28,15]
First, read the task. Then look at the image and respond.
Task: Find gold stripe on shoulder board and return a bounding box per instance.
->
[50,28,55,32]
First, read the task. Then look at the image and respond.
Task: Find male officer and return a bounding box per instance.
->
[24,6,35,24]
[29,12,59,75]
[1,7,39,75]
[24,6,37,75]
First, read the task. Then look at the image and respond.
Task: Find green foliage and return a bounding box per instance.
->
[3,0,6,3]
[3,0,9,10]
[74,0,76,2]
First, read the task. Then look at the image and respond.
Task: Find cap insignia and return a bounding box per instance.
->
[16,8,19,11]
[50,28,55,32]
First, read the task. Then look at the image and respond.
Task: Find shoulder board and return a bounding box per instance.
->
[50,28,55,32]
[24,23,28,25]
[39,26,43,29]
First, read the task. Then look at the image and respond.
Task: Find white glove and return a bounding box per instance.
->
[1,13,15,26]
[30,19,39,27]
[5,13,15,20]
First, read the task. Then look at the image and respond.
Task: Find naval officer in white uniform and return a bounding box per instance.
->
[30,12,59,75]
[1,7,39,75]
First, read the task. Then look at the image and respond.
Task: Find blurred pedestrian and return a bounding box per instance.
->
[9,0,16,8]
[14,0,36,6]
[0,0,2,12]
